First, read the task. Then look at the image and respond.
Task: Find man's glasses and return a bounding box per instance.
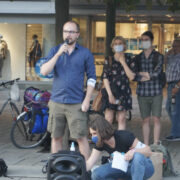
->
[63,30,78,34]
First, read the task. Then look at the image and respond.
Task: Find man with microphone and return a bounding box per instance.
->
[41,20,96,160]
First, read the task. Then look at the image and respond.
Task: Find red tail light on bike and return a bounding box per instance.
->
[24,106,28,112]
[13,117,17,121]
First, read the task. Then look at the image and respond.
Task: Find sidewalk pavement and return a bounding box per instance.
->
[0,89,180,179]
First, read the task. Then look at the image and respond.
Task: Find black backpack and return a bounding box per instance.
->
[0,159,8,177]
[134,51,166,88]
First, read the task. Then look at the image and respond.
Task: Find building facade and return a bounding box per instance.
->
[0,0,180,81]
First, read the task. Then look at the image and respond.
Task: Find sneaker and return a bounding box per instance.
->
[166,135,180,141]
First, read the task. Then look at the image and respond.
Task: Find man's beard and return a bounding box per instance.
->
[67,38,77,45]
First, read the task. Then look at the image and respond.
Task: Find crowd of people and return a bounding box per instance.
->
[41,20,180,180]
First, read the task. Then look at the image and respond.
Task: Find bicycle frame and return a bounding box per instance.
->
[0,78,20,119]
[0,98,19,120]
[0,98,10,115]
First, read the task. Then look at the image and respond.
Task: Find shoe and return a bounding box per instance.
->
[166,135,180,141]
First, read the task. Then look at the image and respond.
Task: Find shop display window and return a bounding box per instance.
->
[164,24,180,53]
[91,22,148,79]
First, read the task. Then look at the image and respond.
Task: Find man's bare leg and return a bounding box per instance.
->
[77,136,90,160]
[51,137,63,153]
[142,117,151,145]
[153,116,161,144]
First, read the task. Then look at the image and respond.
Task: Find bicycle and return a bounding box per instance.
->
[0,78,20,121]
[11,88,131,149]
[10,95,49,149]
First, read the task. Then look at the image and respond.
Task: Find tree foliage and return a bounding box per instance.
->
[116,0,141,12]
[100,0,180,12]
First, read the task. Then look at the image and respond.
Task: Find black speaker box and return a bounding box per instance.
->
[47,150,87,180]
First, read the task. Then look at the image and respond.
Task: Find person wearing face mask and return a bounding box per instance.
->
[101,36,136,130]
[28,34,42,75]
[130,31,164,145]
[86,114,154,180]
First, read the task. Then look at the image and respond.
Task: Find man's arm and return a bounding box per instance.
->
[149,54,164,80]
[172,80,180,95]
[41,43,68,76]
[82,51,96,112]
[82,85,94,112]
[131,55,149,82]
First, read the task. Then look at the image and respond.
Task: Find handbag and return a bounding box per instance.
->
[92,86,103,112]
[92,56,112,112]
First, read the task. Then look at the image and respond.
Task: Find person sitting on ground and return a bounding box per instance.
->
[86,114,154,180]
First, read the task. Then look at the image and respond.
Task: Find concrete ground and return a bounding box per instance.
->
[0,88,180,180]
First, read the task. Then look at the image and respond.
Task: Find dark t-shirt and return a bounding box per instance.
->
[94,130,136,154]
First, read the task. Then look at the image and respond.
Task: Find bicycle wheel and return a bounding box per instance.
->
[10,102,20,120]
[10,112,48,149]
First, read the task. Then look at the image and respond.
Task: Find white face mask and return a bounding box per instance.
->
[114,45,124,53]
[141,41,151,49]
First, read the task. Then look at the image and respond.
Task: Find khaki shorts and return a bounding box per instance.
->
[138,95,163,119]
[47,100,88,139]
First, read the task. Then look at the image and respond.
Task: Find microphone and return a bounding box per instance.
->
[63,39,69,66]
[64,39,69,45]
[63,39,69,54]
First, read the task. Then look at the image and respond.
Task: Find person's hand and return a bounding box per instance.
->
[81,99,90,112]
[124,150,135,161]
[108,94,116,104]
[141,77,150,82]
[172,87,179,96]
[166,48,174,56]
[139,72,150,81]
[118,53,125,65]
[56,43,68,56]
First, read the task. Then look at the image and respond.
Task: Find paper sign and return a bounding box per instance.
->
[112,151,129,172]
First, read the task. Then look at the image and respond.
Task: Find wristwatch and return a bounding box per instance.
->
[175,84,180,89]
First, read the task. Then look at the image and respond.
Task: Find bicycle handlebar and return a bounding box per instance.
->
[0,78,20,87]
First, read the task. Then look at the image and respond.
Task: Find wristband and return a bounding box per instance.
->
[87,78,96,87]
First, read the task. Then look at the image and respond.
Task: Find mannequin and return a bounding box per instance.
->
[0,34,8,77]
[28,34,42,76]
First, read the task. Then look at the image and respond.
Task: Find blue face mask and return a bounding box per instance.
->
[114,45,124,53]
[92,136,98,144]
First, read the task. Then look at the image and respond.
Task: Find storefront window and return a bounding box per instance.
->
[72,17,88,47]
[164,24,180,53]
[91,21,106,79]
[152,24,163,53]
[116,23,148,55]
[91,22,148,79]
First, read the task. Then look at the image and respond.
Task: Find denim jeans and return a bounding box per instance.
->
[91,153,154,180]
[166,83,180,137]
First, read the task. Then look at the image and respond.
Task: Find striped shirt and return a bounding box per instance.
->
[166,53,180,83]
[134,50,164,97]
